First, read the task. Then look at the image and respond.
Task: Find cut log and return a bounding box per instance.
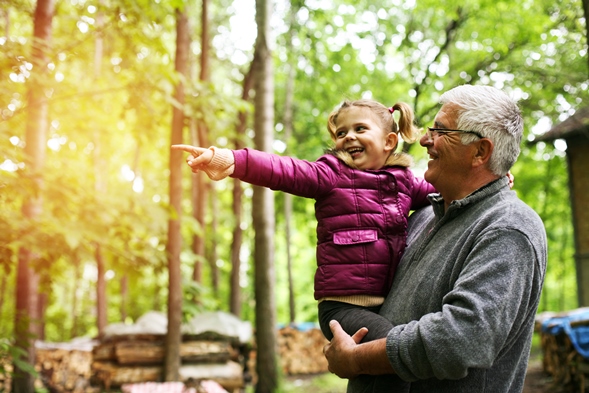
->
[91,360,243,391]
[112,340,234,365]
[91,361,162,389]
[180,361,243,391]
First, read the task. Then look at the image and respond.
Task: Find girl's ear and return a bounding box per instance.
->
[385,132,398,152]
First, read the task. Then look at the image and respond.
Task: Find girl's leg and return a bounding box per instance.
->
[318,301,393,342]
[318,301,410,393]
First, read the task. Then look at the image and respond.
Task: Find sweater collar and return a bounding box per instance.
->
[429,176,509,218]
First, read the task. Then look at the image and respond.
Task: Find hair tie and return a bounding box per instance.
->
[388,107,395,114]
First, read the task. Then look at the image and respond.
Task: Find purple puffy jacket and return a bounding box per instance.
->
[231,148,435,300]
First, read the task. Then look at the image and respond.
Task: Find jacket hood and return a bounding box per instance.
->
[326,148,414,169]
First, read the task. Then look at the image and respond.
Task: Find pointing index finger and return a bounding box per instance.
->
[171,144,198,154]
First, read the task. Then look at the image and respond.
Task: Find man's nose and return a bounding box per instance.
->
[419,133,432,146]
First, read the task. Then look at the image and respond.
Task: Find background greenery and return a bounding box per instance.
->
[0,0,587,343]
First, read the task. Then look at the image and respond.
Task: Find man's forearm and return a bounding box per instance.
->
[355,338,396,375]
[325,321,396,378]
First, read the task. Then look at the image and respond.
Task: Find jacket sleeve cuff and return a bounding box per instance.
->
[203,146,235,180]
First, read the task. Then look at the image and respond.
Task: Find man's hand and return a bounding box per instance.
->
[171,144,213,173]
[323,320,367,379]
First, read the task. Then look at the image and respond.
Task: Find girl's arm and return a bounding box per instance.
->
[410,174,436,210]
[172,144,340,199]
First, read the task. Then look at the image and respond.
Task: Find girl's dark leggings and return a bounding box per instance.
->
[318,300,410,393]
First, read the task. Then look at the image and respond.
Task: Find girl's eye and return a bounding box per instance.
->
[355,126,366,132]
[336,131,346,138]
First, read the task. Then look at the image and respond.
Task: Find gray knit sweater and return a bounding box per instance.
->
[348,177,547,393]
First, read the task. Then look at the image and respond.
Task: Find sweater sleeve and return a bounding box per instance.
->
[230,148,339,198]
[201,146,235,180]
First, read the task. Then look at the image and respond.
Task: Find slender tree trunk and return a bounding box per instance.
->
[229,176,244,317]
[191,0,211,286]
[229,62,255,317]
[208,185,219,295]
[283,3,298,325]
[583,0,589,77]
[253,0,278,391]
[189,120,203,286]
[96,244,107,335]
[165,6,189,382]
[71,257,80,339]
[120,275,128,321]
[0,272,6,321]
[14,0,54,391]
[93,0,107,338]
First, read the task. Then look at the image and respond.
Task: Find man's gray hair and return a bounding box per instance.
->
[439,85,523,176]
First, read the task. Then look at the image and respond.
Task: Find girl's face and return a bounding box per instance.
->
[333,106,397,170]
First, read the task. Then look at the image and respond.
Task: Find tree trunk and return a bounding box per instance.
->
[93,0,108,338]
[253,0,278,392]
[583,0,589,78]
[229,59,255,318]
[208,185,220,295]
[191,0,212,286]
[283,2,298,325]
[71,257,80,339]
[96,244,107,336]
[14,0,54,391]
[165,6,189,382]
[189,120,205,287]
[120,275,128,322]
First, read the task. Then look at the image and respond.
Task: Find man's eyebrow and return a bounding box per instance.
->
[433,120,449,129]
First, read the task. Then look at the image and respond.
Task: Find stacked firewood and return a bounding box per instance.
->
[537,309,589,392]
[91,334,247,392]
[277,326,329,375]
[35,340,98,393]
[4,314,330,392]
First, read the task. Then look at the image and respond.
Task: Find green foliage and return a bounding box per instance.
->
[0,338,38,380]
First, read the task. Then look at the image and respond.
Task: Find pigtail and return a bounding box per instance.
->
[392,102,420,143]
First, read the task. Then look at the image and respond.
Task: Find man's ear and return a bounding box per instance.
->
[385,132,398,152]
[472,138,494,167]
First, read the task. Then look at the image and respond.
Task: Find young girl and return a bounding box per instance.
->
[172,99,435,344]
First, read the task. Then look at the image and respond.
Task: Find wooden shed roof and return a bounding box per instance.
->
[530,106,589,144]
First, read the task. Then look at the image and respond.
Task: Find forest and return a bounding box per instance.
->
[1,0,588,391]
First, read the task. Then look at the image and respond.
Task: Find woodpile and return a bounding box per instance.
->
[91,334,247,392]
[35,341,97,393]
[537,308,589,392]
[277,326,329,375]
[2,313,331,392]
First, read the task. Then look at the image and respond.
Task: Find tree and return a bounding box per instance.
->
[13,0,54,391]
[164,5,190,382]
[229,61,255,317]
[191,0,210,288]
[282,0,300,325]
[252,0,279,391]
[583,0,589,75]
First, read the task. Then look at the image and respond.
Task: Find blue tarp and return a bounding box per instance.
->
[542,310,589,359]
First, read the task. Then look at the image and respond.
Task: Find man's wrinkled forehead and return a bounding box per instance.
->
[433,102,462,129]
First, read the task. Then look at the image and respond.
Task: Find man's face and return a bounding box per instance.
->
[419,103,476,197]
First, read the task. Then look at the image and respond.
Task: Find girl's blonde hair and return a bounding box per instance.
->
[327,99,419,145]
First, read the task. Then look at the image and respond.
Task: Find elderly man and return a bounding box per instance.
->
[324,84,547,393]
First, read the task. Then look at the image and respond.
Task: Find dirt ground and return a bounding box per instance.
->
[523,362,560,393]
[523,355,572,393]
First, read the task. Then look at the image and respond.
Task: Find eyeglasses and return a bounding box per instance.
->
[425,127,484,141]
